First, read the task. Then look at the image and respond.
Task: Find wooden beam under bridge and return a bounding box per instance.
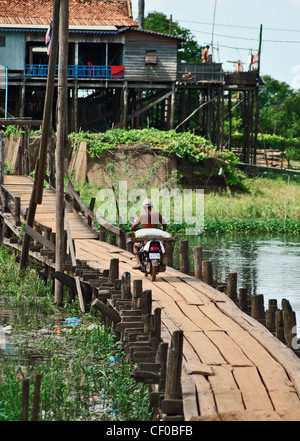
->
[117,89,173,128]
[0,119,42,126]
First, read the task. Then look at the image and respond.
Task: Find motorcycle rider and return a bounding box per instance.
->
[130,199,167,269]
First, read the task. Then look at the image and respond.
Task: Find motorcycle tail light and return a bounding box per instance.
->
[150,245,159,251]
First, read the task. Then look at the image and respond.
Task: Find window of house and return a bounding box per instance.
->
[145,50,157,65]
[0,36,5,47]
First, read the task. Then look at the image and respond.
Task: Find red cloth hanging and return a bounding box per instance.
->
[111,66,124,78]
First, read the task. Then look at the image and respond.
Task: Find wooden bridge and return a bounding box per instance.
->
[2,174,300,421]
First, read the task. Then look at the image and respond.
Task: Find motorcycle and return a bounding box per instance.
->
[130,217,168,282]
[138,238,166,282]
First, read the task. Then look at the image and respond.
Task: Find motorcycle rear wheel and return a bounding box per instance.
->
[151,265,158,282]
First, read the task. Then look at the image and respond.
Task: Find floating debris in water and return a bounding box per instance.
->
[0,325,12,334]
[64,317,81,326]
[108,355,119,366]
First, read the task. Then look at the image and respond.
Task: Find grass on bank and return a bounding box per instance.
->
[0,248,152,421]
[74,174,300,235]
[203,174,300,234]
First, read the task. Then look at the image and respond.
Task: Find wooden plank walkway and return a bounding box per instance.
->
[3,175,300,421]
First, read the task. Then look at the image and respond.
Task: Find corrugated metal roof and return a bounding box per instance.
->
[0,26,186,43]
[119,27,186,41]
[0,0,137,28]
[0,26,119,34]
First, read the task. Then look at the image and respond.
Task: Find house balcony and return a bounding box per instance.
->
[177,63,225,84]
[24,64,125,80]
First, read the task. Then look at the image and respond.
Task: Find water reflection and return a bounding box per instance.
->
[174,233,300,332]
[0,302,58,362]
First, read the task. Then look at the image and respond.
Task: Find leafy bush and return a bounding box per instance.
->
[3,125,24,137]
[69,128,243,187]
[230,131,300,152]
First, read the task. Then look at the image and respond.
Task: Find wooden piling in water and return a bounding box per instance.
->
[179,239,189,274]
[99,225,106,242]
[141,289,152,316]
[156,341,168,393]
[238,288,248,312]
[132,279,142,310]
[108,258,119,286]
[282,298,297,349]
[125,232,134,253]
[266,299,278,333]
[121,272,131,300]
[275,309,286,344]
[165,331,183,401]
[227,272,237,302]
[21,378,30,421]
[149,308,161,351]
[91,298,121,325]
[164,330,184,420]
[21,375,42,421]
[88,197,95,227]
[193,246,203,280]
[165,241,174,267]
[251,294,265,321]
[118,230,126,250]
[89,272,185,419]
[31,374,42,421]
[202,260,213,286]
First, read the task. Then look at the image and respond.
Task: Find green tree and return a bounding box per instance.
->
[258,75,300,137]
[143,12,203,63]
[282,93,300,137]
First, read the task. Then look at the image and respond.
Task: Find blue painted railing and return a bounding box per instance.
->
[24,64,125,79]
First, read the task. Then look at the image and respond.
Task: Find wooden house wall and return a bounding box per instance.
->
[0,32,25,70]
[124,32,178,82]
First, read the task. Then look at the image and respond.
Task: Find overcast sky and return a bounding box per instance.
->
[131,0,300,89]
